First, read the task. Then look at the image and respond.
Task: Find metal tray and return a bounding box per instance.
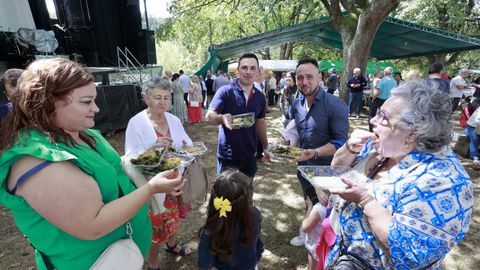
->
[231,112,255,129]
[127,144,168,173]
[143,153,195,176]
[177,142,208,156]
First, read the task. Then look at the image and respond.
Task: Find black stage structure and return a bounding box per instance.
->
[0,0,154,133]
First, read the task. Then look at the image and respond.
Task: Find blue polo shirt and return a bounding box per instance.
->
[377,76,397,100]
[290,90,349,166]
[209,79,266,160]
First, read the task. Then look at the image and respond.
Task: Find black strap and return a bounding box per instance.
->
[366,157,389,179]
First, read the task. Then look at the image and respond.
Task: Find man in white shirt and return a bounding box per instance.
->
[179,69,190,107]
[450,69,469,113]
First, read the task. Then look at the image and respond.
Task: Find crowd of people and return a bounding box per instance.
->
[0,54,475,270]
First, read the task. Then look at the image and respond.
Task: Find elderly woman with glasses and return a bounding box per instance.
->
[321,81,473,269]
[125,77,194,270]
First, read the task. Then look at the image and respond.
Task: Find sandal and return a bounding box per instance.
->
[165,242,191,256]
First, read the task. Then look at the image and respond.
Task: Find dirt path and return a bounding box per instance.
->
[0,109,479,269]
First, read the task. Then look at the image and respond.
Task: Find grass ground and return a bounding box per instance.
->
[0,108,479,269]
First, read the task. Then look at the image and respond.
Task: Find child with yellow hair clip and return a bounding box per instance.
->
[198,170,264,270]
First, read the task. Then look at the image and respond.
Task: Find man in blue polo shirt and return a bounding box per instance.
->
[206,53,270,179]
[288,58,349,246]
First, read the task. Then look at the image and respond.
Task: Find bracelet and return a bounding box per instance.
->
[345,141,360,155]
[358,195,374,210]
[312,149,318,159]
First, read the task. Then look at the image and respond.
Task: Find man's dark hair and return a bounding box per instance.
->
[238,53,259,67]
[428,63,443,75]
[296,58,319,69]
[179,70,184,74]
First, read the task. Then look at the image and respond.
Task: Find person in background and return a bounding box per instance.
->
[0,68,23,122]
[405,69,421,81]
[368,67,397,132]
[188,75,203,124]
[425,63,450,94]
[199,75,208,109]
[346,68,367,118]
[125,77,193,270]
[327,81,472,269]
[170,73,188,124]
[279,72,287,90]
[205,70,215,106]
[370,70,383,105]
[463,98,480,170]
[267,72,277,106]
[198,170,264,270]
[179,70,190,108]
[213,71,229,94]
[206,53,270,181]
[0,58,183,269]
[326,68,339,95]
[279,72,298,128]
[450,68,470,114]
[393,71,403,85]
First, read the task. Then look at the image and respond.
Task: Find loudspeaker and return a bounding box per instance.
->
[54,0,90,28]
[138,30,156,65]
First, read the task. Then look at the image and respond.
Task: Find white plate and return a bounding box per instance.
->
[298,166,367,190]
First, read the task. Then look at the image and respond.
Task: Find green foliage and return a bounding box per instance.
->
[156,41,202,74]
[157,0,328,66]
[393,0,480,72]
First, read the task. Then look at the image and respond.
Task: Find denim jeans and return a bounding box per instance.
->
[217,156,258,178]
[464,126,479,159]
[349,91,363,116]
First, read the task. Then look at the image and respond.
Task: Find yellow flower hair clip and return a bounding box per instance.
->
[213,196,232,218]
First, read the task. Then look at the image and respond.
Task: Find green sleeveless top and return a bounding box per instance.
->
[0,129,152,270]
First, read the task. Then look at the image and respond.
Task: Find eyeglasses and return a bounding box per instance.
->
[374,110,391,126]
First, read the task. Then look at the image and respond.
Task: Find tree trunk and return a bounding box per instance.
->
[337,14,387,102]
[322,0,400,103]
[279,42,294,59]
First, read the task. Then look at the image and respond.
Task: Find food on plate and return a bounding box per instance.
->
[130,148,164,165]
[152,157,182,173]
[182,146,202,155]
[232,116,254,127]
[271,145,303,159]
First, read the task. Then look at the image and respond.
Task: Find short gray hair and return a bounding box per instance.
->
[459,68,469,75]
[142,77,171,96]
[384,67,393,75]
[391,80,452,153]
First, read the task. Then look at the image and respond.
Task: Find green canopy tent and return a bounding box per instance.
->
[195,16,480,77]
[319,60,399,75]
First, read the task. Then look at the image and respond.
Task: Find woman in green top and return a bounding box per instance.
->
[0,58,184,270]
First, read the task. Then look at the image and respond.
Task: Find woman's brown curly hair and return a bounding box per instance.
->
[0,58,94,151]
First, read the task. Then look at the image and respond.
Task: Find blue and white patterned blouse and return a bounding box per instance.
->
[327,140,473,269]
